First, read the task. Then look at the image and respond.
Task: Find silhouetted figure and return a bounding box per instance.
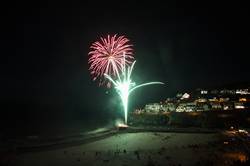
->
[134,150,140,160]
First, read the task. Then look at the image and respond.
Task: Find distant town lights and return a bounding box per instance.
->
[201,90,208,94]
[236,89,250,95]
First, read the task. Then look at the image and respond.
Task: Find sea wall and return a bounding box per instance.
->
[130,110,250,128]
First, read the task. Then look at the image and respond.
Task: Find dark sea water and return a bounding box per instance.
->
[0,117,114,140]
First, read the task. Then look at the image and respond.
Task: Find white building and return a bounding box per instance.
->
[145,103,161,113]
[210,102,222,110]
[234,102,245,109]
[176,102,196,112]
[236,89,250,95]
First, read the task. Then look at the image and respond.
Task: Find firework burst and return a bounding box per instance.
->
[105,56,164,124]
[88,34,134,87]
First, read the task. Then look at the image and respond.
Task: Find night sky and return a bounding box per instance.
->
[1,1,250,130]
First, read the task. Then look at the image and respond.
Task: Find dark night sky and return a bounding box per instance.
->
[1,1,250,128]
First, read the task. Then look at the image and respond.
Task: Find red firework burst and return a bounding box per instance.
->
[88,34,134,87]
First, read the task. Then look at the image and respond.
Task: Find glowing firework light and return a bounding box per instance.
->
[88,34,134,87]
[105,53,164,124]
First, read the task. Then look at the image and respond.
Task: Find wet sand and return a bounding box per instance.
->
[11,132,248,166]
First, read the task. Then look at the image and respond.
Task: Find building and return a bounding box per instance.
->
[196,101,210,111]
[234,102,245,109]
[222,102,234,110]
[210,102,222,110]
[211,89,219,94]
[176,105,185,112]
[144,103,161,113]
[176,102,196,112]
[236,89,250,95]
[201,90,208,94]
[220,89,235,95]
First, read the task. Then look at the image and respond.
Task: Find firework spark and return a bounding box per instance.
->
[105,54,164,124]
[88,34,134,87]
